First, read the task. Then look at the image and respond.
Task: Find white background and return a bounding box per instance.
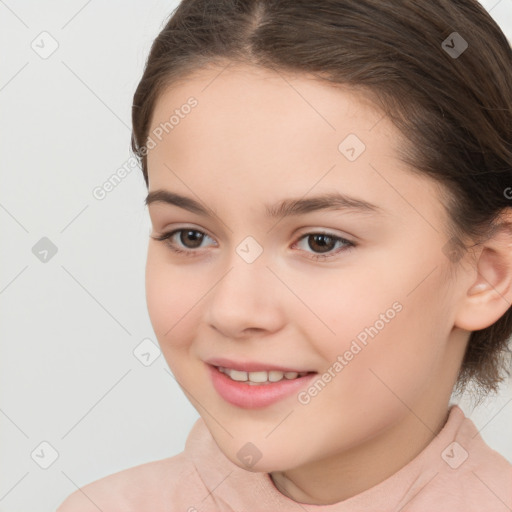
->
[1,1,511,511]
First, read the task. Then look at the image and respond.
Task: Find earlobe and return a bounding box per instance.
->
[454,222,512,332]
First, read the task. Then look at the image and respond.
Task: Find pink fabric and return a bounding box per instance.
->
[57,405,512,511]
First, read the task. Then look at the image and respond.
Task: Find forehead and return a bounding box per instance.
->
[149,63,386,147]
[146,63,445,226]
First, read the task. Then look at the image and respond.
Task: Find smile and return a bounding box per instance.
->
[217,366,311,385]
[208,364,318,408]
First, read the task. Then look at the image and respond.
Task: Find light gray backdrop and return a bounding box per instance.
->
[1,1,511,511]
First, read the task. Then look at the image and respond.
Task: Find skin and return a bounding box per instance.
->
[144,63,512,505]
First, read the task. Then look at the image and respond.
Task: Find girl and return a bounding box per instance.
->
[58,0,512,510]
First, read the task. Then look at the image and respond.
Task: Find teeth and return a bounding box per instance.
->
[268,370,285,382]
[248,371,268,383]
[218,367,308,384]
[226,369,248,382]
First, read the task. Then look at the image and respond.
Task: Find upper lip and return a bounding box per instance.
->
[205,357,316,373]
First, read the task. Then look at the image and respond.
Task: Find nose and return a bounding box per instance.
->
[204,257,285,339]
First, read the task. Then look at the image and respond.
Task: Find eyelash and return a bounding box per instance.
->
[151,228,356,261]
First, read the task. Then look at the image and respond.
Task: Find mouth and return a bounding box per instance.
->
[215,365,316,385]
[207,363,318,409]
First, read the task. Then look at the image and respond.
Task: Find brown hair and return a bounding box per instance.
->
[131,0,512,399]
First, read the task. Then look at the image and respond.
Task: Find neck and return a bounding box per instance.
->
[270,396,452,505]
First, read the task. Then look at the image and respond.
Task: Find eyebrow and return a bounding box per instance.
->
[145,189,384,218]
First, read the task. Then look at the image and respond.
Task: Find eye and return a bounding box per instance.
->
[293,232,355,260]
[151,228,356,261]
[151,228,216,256]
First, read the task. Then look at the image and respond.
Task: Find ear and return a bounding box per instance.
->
[454,210,512,331]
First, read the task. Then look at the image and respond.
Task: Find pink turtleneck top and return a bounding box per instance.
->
[56,405,512,511]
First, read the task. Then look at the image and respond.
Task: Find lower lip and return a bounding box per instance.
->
[208,364,317,409]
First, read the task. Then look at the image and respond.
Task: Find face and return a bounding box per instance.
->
[144,63,468,476]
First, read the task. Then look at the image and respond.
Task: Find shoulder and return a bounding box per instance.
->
[423,408,512,511]
[460,434,512,503]
[56,451,200,512]
[56,418,213,511]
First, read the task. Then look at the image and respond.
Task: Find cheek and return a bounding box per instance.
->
[287,264,398,349]
[308,258,447,406]
[290,305,442,459]
[145,247,205,348]
[340,287,446,410]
